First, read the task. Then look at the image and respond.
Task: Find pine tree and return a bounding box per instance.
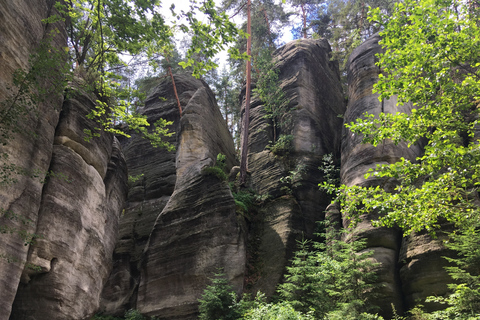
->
[287,0,322,38]
[278,224,380,319]
[198,271,240,320]
[221,0,289,184]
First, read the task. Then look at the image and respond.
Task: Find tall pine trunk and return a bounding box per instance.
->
[301,3,307,38]
[240,0,252,184]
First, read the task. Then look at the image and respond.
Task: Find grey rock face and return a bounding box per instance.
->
[342,34,412,315]
[243,39,345,296]
[0,1,67,318]
[101,75,243,319]
[99,76,183,315]
[10,87,128,319]
[343,33,451,315]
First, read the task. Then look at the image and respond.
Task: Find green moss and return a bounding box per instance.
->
[202,153,228,181]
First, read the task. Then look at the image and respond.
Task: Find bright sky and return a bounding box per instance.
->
[159,0,295,69]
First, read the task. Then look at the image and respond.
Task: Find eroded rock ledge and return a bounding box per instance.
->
[100,75,243,319]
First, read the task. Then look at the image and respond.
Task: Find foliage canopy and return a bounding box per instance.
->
[322,0,480,235]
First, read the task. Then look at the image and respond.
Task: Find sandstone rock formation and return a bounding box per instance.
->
[99,76,183,315]
[0,1,67,317]
[0,3,128,319]
[100,74,243,319]
[343,33,451,315]
[243,39,345,296]
[0,2,467,316]
[10,86,128,319]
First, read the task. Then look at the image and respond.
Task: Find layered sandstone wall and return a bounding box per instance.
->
[243,39,346,296]
[342,33,452,315]
[101,75,243,319]
[0,1,67,317]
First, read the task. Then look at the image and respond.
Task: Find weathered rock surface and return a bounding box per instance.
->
[99,77,183,315]
[243,39,345,296]
[399,231,454,310]
[0,1,67,318]
[342,34,411,315]
[0,4,467,316]
[343,33,451,315]
[10,86,128,319]
[100,75,243,319]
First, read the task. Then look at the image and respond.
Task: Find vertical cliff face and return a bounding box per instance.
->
[101,75,243,319]
[137,80,244,317]
[10,87,128,319]
[0,1,67,318]
[243,39,345,296]
[1,2,128,319]
[343,34,452,315]
[99,76,183,315]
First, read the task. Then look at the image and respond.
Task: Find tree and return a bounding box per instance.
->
[221,0,289,183]
[287,0,322,39]
[63,0,171,70]
[240,0,252,185]
[401,226,480,319]
[278,225,380,319]
[52,0,248,148]
[198,271,240,320]
[303,0,398,84]
[253,48,291,149]
[243,298,314,319]
[211,66,243,149]
[322,0,480,234]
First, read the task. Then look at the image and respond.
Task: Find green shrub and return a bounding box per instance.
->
[232,189,255,217]
[202,166,228,181]
[266,134,293,156]
[198,270,240,320]
[244,301,313,320]
[124,309,147,320]
[202,153,228,181]
[407,225,480,319]
[278,223,380,319]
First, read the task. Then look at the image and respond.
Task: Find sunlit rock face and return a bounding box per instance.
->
[100,74,243,319]
[343,33,451,316]
[0,1,67,318]
[241,38,345,297]
[10,86,128,320]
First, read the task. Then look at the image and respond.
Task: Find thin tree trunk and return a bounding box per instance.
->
[165,56,182,116]
[301,3,307,38]
[240,0,252,185]
[261,7,274,47]
[224,87,229,127]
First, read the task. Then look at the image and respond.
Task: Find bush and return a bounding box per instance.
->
[202,153,228,181]
[124,309,147,320]
[266,134,293,156]
[244,302,313,320]
[198,271,240,320]
[278,222,380,319]
[232,189,255,217]
[408,225,480,319]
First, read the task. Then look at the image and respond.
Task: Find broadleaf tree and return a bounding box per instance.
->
[56,0,248,148]
[321,0,480,235]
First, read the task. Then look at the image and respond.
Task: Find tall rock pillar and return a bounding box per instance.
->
[0,1,67,318]
[242,39,345,296]
[342,33,449,315]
